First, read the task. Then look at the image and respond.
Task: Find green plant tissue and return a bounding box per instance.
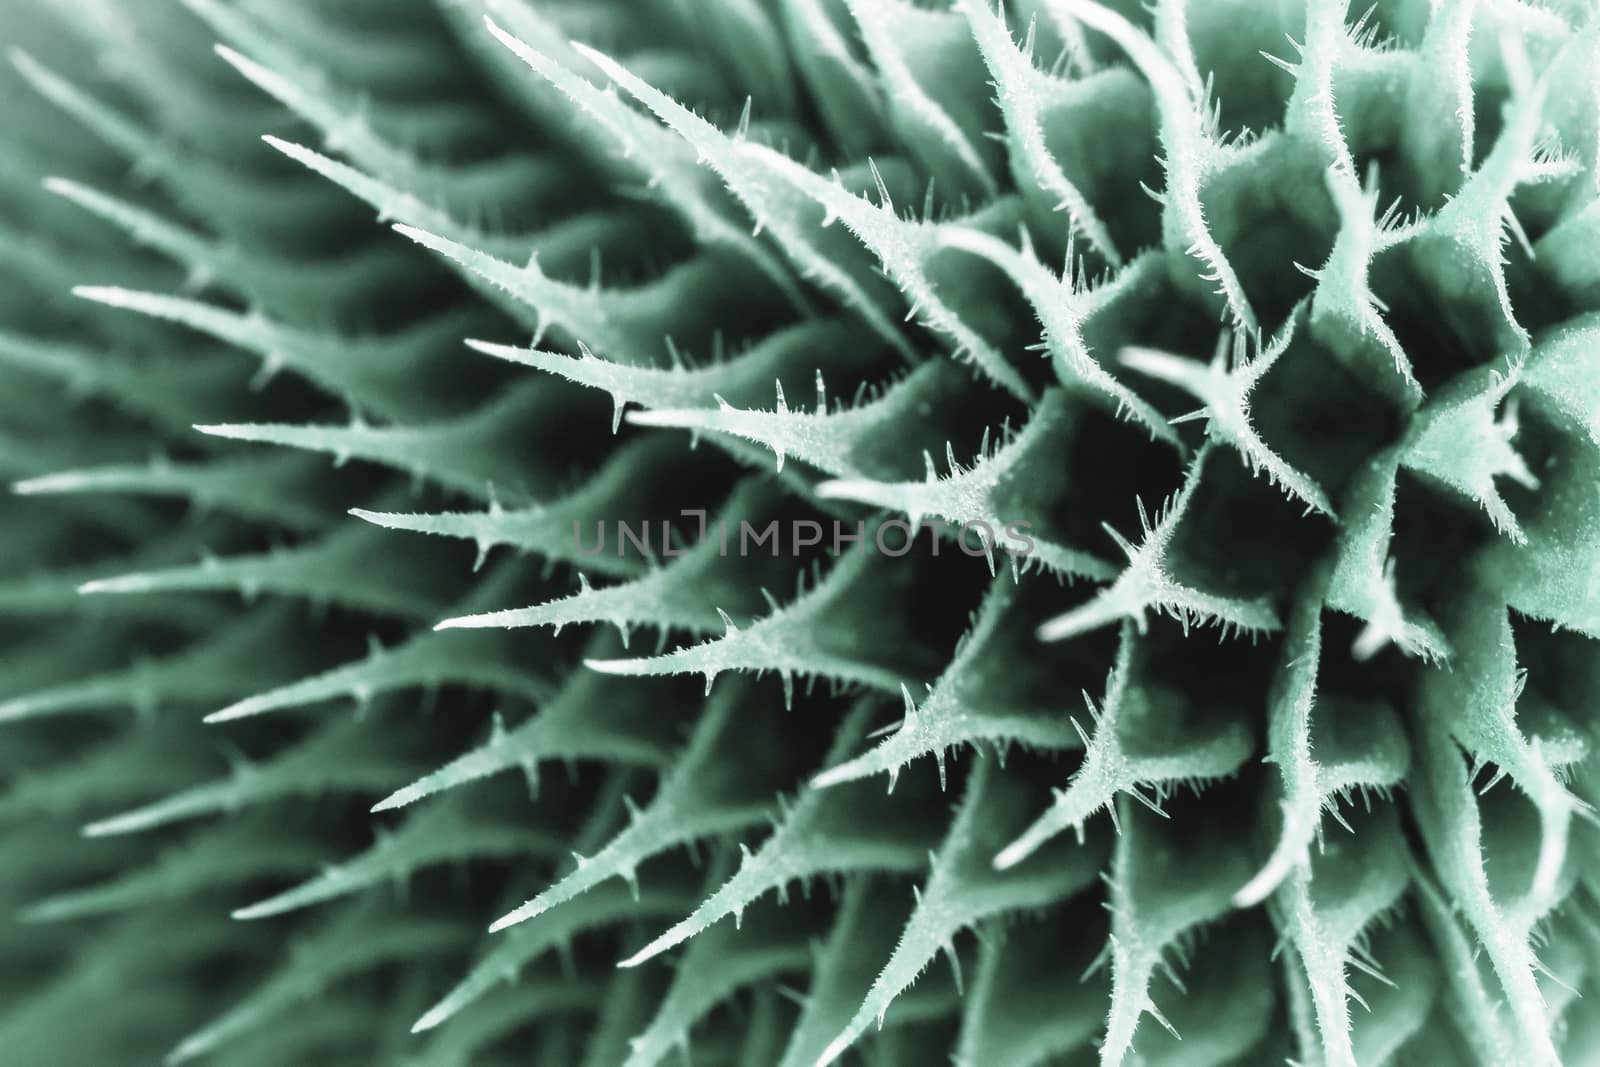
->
[3,0,1599,1064]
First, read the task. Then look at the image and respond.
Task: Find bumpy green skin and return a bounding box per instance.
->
[3,0,1600,1064]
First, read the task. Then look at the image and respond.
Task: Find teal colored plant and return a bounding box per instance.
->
[4,0,1600,1064]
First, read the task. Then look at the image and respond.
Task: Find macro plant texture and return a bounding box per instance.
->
[4,0,1600,1064]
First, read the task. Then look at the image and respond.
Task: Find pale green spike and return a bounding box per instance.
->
[1124,918,1282,1067]
[167,904,465,1064]
[1418,40,1572,350]
[42,176,223,289]
[0,535,220,623]
[1327,450,1450,662]
[1409,684,1566,1066]
[1306,162,1425,403]
[736,140,1037,400]
[0,439,162,538]
[266,133,650,309]
[81,715,421,838]
[811,576,1080,790]
[620,899,817,1067]
[232,799,559,920]
[1099,797,1257,1067]
[584,548,924,697]
[0,605,303,724]
[1478,404,1600,638]
[815,389,1119,579]
[936,225,1177,444]
[1141,0,1197,95]
[435,477,791,637]
[1281,0,1357,177]
[10,49,338,240]
[348,436,679,579]
[196,385,551,505]
[370,644,680,813]
[44,175,424,315]
[563,41,916,363]
[841,0,998,197]
[1036,445,1281,642]
[391,219,661,356]
[957,0,1123,265]
[1120,311,1336,518]
[478,13,814,314]
[1401,361,1539,544]
[627,358,962,483]
[467,315,878,434]
[206,27,586,232]
[1420,586,1590,916]
[76,520,446,621]
[0,719,208,822]
[11,1,1600,1062]
[413,874,702,1034]
[813,756,1105,1067]
[70,285,438,421]
[20,819,324,923]
[14,453,326,532]
[1044,0,1255,329]
[487,680,782,933]
[619,699,939,967]
[773,879,912,1067]
[206,36,426,182]
[1274,805,1412,1067]
[374,153,640,277]
[260,135,507,257]
[204,624,554,724]
[995,623,1254,871]
[1234,586,1411,908]
[0,519,237,619]
[1396,0,1477,203]
[1409,870,1519,1065]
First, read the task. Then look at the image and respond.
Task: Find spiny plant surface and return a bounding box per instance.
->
[3,0,1600,1064]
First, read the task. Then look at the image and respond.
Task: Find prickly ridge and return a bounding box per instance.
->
[3,1,1600,1065]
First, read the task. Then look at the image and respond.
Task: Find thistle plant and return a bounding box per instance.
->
[5,0,1600,1064]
